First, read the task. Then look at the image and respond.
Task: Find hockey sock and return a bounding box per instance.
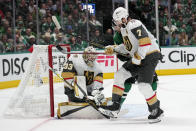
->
[120,82,132,105]
[151,81,157,91]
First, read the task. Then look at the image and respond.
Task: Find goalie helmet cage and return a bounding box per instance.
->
[5,44,70,117]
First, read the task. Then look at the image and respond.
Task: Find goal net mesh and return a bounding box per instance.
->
[4,45,70,117]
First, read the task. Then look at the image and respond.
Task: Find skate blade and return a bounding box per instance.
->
[148,113,164,124]
[98,108,118,118]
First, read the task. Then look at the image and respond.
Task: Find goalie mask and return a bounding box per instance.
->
[83,46,97,67]
[113,7,129,26]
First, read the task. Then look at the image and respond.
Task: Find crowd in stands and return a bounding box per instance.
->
[0,0,196,53]
[128,0,196,46]
[0,0,103,53]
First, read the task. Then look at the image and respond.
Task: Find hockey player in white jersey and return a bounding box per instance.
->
[99,7,164,121]
[57,46,106,119]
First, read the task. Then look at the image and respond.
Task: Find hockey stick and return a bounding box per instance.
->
[52,16,61,30]
[40,58,110,119]
[60,105,90,118]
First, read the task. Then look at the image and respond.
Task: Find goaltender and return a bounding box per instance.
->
[57,46,106,119]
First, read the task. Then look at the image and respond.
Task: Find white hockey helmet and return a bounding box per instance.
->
[113,7,129,25]
[82,46,97,67]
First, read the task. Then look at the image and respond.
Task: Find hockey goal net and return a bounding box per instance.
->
[5,44,71,117]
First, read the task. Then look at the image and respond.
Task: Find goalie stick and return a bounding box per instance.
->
[59,105,90,118]
[40,58,110,119]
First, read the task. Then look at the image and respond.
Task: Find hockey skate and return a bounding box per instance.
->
[147,100,164,123]
[98,102,120,118]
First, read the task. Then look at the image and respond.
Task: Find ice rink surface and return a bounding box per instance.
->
[1,74,196,131]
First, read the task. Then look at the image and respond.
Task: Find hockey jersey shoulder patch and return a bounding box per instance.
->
[131,25,151,46]
[61,60,77,79]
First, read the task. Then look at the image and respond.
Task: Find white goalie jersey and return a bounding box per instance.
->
[61,54,103,94]
[115,19,160,64]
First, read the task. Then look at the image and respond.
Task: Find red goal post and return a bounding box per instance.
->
[48,44,71,117]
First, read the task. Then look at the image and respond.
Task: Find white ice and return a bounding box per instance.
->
[1,74,196,131]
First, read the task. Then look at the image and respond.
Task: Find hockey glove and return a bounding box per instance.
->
[88,90,105,106]
[105,45,115,55]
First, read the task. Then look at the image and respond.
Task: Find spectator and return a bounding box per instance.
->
[178,24,192,39]
[159,22,166,46]
[28,0,36,14]
[4,11,12,23]
[72,8,80,22]
[40,3,47,17]
[189,32,196,45]
[15,34,26,52]
[68,36,82,51]
[16,29,28,45]
[1,34,13,52]
[90,29,103,47]
[6,27,13,40]
[0,8,5,20]
[40,32,53,45]
[0,36,5,53]
[47,0,56,12]
[0,19,10,35]
[16,20,25,34]
[27,35,36,49]
[78,13,87,38]
[51,27,60,42]
[77,3,85,15]
[23,28,33,44]
[178,30,189,46]
[41,16,55,33]
[192,22,196,34]
[45,9,52,17]
[166,32,179,46]
[54,33,66,45]
[174,3,185,16]
[102,28,114,46]
[64,14,75,31]
[17,0,28,18]
[64,25,76,43]
[89,15,102,28]
[163,20,178,35]
[188,13,195,26]
[25,13,36,33]
[176,15,185,28]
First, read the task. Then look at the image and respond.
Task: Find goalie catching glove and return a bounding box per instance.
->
[87,89,106,106]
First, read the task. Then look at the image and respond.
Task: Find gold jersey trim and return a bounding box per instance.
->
[112,86,124,96]
[134,52,142,60]
[147,95,157,105]
[61,72,75,79]
[94,76,103,82]
[139,37,151,46]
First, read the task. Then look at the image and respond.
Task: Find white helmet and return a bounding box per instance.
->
[113,7,129,24]
[82,46,97,67]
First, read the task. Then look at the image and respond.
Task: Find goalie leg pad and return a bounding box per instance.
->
[57,102,106,119]
[73,76,87,99]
